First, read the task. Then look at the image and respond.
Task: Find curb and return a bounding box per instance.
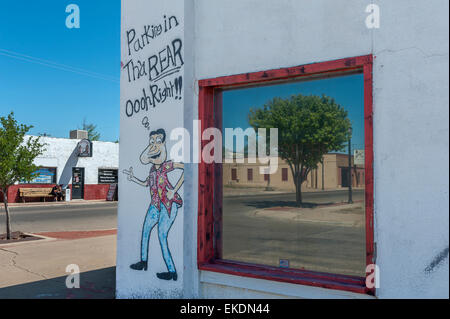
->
[35,229,117,240]
[0,229,117,248]
[0,233,56,248]
[3,200,117,210]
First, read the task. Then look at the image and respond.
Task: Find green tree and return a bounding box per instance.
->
[0,112,45,239]
[81,118,101,141]
[249,94,351,206]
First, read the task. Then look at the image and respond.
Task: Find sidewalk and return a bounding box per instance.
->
[223,186,364,197]
[0,230,116,299]
[252,201,365,227]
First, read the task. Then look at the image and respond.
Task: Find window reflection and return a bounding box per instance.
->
[221,74,366,277]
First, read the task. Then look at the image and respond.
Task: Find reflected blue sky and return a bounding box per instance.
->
[223,73,365,153]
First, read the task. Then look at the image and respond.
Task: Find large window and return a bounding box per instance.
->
[231,168,237,181]
[247,168,253,182]
[198,56,374,295]
[25,167,57,184]
[282,168,288,182]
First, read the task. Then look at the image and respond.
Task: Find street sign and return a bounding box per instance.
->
[77,139,93,157]
[98,169,118,184]
[106,183,118,201]
[354,149,365,166]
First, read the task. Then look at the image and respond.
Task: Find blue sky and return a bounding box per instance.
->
[223,73,365,153]
[0,1,364,147]
[0,0,120,141]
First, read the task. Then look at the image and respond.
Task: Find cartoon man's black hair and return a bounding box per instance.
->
[149,128,166,143]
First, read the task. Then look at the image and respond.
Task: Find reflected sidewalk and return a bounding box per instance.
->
[224,186,364,197]
[253,201,365,227]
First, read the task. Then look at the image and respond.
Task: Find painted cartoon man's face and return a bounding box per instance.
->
[140,132,167,165]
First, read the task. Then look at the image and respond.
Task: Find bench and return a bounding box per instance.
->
[19,187,55,203]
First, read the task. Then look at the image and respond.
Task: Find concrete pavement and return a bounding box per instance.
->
[0,231,116,299]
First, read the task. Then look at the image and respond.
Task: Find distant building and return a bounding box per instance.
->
[2,130,119,203]
[223,153,365,191]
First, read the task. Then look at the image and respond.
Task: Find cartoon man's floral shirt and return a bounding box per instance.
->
[147,160,182,216]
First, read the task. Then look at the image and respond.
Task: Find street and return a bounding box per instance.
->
[1,189,366,278]
[0,202,118,233]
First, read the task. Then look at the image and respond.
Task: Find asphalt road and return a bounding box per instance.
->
[0,203,118,233]
[1,189,366,277]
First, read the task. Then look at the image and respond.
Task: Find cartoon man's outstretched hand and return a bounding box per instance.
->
[122,167,134,181]
[122,167,148,187]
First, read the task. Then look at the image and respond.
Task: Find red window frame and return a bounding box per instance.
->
[198,55,374,295]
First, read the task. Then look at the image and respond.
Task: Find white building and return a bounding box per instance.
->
[5,130,119,202]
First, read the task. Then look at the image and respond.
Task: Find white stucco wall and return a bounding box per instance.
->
[117,0,186,298]
[118,0,449,299]
[190,0,449,299]
[27,136,119,185]
[372,0,449,299]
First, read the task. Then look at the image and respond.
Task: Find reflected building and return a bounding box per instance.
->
[223,153,365,192]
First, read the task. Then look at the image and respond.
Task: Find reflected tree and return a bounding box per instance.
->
[249,94,351,206]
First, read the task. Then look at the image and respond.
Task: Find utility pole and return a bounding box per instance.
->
[321,157,325,191]
[348,127,353,204]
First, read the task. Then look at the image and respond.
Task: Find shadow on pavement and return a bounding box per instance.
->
[0,267,115,299]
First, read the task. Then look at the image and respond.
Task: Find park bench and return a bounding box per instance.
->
[19,187,55,203]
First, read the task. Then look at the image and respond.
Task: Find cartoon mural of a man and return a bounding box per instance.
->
[122,128,184,281]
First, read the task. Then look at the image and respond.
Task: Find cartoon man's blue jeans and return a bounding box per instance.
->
[140,202,178,273]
